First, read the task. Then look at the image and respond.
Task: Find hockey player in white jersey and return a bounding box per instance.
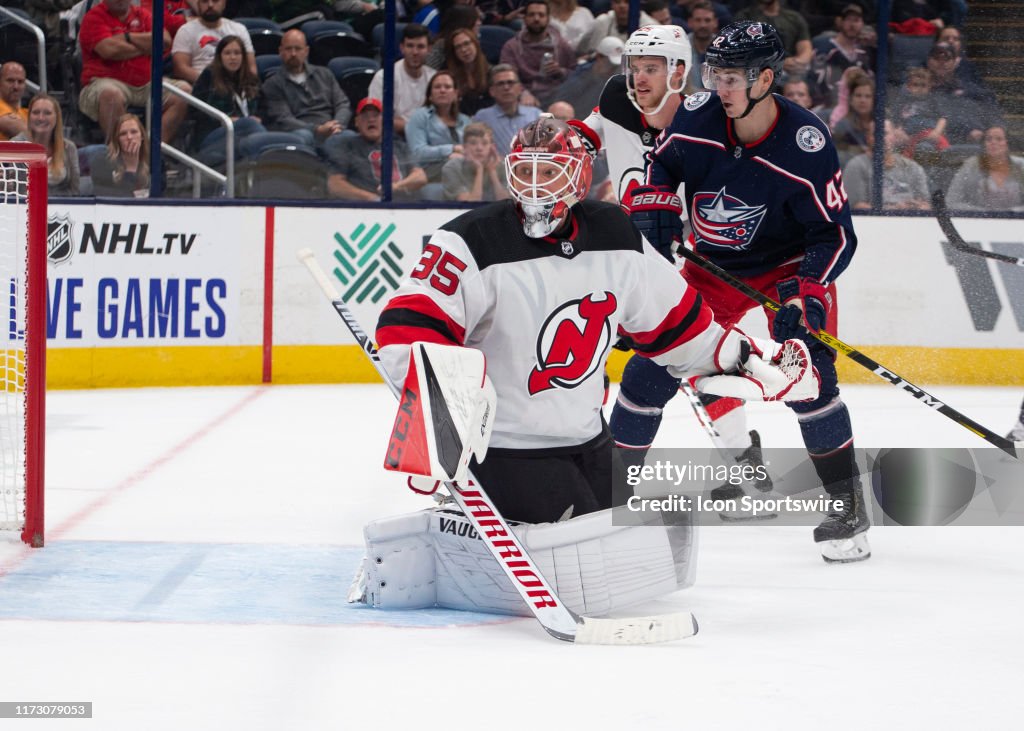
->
[569,24,691,215]
[569,25,773,499]
[346,118,819,617]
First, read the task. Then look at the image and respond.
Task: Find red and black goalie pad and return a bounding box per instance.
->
[384,343,493,484]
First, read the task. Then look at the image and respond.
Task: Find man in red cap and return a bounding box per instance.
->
[327,98,428,201]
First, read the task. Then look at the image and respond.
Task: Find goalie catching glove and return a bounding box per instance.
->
[384,343,496,485]
[685,329,819,403]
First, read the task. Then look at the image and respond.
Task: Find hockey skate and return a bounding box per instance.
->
[815,481,871,564]
[709,430,780,521]
[1007,419,1024,443]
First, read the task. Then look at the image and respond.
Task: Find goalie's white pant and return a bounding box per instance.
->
[349,505,698,616]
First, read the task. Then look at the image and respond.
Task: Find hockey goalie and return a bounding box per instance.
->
[347,118,819,617]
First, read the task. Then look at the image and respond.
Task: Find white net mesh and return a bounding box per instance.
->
[0,160,29,533]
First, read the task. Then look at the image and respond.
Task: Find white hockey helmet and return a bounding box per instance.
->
[622,25,692,115]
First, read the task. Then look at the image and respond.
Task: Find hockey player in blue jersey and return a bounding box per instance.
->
[615,20,870,563]
[571,25,777,501]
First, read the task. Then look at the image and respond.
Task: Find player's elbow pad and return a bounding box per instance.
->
[566,119,600,159]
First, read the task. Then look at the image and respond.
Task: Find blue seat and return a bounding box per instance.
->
[234,17,282,33]
[479,25,515,65]
[328,56,380,83]
[242,144,328,200]
[301,20,355,43]
[371,23,407,56]
[889,34,934,82]
[247,28,283,57]
[310,32,373,65]
[336,68,377,113]
[243,132,316,157]
[256,54,283,81]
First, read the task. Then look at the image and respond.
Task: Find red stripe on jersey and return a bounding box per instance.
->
[624,287,714,357]
[377,293,467,346]
[377,325,460,348]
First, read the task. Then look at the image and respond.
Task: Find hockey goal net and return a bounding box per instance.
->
[0,142,47,547]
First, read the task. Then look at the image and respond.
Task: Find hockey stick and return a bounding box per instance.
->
[674,246,1021,459]
[297,248,699,645]
[932,190,1024,267]
[679,381,724,443]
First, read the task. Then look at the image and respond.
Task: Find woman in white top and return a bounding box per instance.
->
[548,0,595,53]
[947,125,1024,211]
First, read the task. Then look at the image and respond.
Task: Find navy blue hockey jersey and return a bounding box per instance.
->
[646,91,857,284]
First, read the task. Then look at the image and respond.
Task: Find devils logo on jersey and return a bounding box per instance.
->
[690,188,767,250]
[528,292,617,395]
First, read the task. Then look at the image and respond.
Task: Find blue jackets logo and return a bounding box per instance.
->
[690,187,767,250]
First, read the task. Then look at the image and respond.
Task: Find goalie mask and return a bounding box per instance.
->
[622,25,691,115]
[506,117,593,238]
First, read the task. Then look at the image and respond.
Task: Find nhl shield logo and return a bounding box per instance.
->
[47,214,74,264]
[691,188,767,251]
[796,125,826,153]
[561,241,574,256]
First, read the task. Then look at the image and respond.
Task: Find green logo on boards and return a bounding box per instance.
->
[331,222,404,303]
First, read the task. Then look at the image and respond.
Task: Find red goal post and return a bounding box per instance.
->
[0,142,47,547]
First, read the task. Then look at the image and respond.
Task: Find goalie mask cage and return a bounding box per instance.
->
[0,143,47,547]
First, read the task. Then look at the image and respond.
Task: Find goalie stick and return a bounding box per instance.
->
[673,245,1022,459]
[932,190,1024,267]
[297,248,699,645]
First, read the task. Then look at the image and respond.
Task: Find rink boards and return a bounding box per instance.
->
[42,202,1024,388]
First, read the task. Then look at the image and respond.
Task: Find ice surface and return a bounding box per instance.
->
[1,383,1022,730]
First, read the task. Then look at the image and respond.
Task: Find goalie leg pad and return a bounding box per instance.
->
[352,506,698,617]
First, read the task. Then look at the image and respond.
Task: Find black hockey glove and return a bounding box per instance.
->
[772,276,830,342]
[623,185,683,262]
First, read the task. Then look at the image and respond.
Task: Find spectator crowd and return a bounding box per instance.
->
[1,0,1020,209]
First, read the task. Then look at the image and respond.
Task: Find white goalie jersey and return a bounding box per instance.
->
[375,200,729,451]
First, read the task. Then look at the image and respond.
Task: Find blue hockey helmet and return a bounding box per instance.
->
[702,20,786,89]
